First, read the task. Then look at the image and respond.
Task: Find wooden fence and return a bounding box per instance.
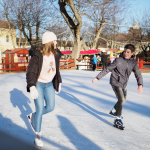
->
[0,59,150,73]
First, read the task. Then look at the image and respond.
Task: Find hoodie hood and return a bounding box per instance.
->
[29,45,42,57]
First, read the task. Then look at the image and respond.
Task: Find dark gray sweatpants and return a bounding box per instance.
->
[112,86,127,116]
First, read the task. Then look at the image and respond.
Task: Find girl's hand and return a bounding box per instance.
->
[92,78,98,83]
[55,83,61,94]
[30,86,38,99]
[137,85,143,94]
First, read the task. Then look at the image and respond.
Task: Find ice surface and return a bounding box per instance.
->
[0,70,149,150]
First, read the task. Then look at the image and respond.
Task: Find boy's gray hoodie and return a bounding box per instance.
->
[96,57,143,89]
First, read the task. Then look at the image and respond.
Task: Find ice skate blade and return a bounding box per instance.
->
[109,112,123,119]
[114,125,125,130]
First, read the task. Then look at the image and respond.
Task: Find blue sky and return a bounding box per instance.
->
[128,0,150,12]
[113,0,150,33]
[127,0,150,23]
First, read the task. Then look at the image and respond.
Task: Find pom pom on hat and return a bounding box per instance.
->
[42,31,57,44]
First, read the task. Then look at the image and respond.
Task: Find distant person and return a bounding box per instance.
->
[109,52,115,63]
[97,55,101,67]
[92,44,143,130]
[93,55,98,71]
[116,54,119,58]
[119,51,124,58]
[26,31,62,148]
[101,52,108,69]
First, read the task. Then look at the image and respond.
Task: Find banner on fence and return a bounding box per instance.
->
[0,49,1,72]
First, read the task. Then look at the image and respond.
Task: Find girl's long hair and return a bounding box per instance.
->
[38,41,57,56]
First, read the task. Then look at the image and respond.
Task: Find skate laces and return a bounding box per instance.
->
[114,116,123,125]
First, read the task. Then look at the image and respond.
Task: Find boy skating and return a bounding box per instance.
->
[92,44,143,130]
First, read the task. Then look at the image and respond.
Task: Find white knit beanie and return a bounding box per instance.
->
[42,31,57,44]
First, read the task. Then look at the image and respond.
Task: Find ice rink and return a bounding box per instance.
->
[0,70,149,150]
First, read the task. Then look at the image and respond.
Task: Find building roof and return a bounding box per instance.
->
[116,50,124,53]
[106,49,119,52]
[115,33,130,41]
[0,20,16,29]
[5,48,28,54]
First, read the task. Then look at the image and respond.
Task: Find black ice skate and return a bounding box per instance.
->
[109,108,123,119]
[114,117,125,130]
[109,109,117,116]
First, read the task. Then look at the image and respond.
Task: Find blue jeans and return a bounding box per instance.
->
[34,81,55,132]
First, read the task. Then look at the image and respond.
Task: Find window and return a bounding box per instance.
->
[6,35,9,42]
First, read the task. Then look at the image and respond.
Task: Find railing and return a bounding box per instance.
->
[59,60,75,69]
[76,59,102,70]
[0,62,28,72]
[0,59,150,73]
[137,60,150,70]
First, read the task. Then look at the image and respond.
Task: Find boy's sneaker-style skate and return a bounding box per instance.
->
[114,116,125,130]
[34,132,43,148]
[109,108,117,116]
[109,108,123,119]
[27,113,36,132]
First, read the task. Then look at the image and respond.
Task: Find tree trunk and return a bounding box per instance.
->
[64,34,70,50]
[92,22,105,49]
[81,38,88,50]
[58,0,82,60]
[72,34,81,61]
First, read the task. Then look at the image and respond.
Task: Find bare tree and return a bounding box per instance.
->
[139,9,150,61]
[0,0,54,45]
[58,0,127,60]
[87,0,126,49]
[58,0,83,60]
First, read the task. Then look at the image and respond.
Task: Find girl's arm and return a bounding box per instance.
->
[26,56,39,90]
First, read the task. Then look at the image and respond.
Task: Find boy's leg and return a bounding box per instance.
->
[112,86,126,116]
[114,88,127,111]
[122,88,127,102]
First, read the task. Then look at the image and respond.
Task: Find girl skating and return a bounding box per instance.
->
[26,31,62,147]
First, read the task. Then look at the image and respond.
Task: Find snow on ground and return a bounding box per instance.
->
[0,70,149,150]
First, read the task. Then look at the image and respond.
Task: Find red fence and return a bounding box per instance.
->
[137,60,150,70]
[0,59,150,73]
[0,62,28,72]
[59,60,75,69]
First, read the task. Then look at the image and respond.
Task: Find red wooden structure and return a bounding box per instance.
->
[2,48,29,72]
